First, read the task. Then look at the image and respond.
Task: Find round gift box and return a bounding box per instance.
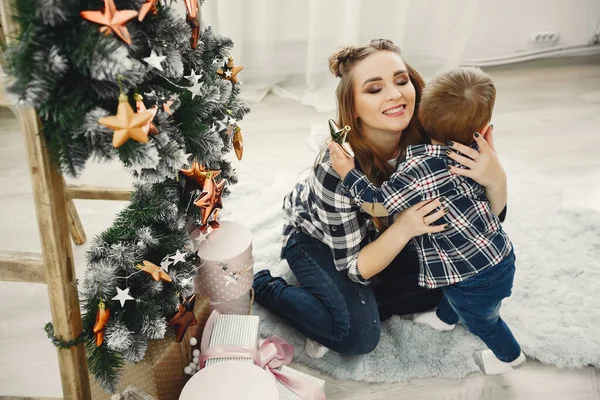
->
[194,221,254,303]
[209,290,253,315]
[179,361,279,400]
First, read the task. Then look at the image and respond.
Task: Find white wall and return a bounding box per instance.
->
[461,0,600,61]
[187,0,599,65]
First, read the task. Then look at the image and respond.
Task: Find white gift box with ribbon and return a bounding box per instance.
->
[196,310,327,400]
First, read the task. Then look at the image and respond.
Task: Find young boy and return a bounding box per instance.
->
[329,67,525,375]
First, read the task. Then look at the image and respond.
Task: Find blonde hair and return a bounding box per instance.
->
[328,39,428,230]
[419,67,496,145]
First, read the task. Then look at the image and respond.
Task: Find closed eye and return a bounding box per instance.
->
[367,80,408,94]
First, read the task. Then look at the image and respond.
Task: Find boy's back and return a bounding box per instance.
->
[343,142,512,289]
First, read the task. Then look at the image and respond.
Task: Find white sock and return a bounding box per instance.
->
[476,350,526,375]
[413,310,456,331]
[305,337,329,359]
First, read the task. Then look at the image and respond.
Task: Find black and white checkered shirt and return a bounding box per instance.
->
[342,144,512,288]
[281,152,393,285]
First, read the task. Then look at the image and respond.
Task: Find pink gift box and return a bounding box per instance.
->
[194,221,254,302]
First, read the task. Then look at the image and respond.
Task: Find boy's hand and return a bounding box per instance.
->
[328,142,355,180]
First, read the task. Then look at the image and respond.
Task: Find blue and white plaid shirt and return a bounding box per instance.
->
[281,152,395,285]
[342,144,513,289]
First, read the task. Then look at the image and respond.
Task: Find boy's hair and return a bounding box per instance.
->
[418,67,496,145]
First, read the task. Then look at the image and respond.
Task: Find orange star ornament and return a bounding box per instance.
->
[167,294,197,342]
[136,260,173,283]
[180,162,220,190]
[98,94,154,148]
[80,0,138,45]
[217,56,243,84]
[138,0,158,22]
[194,173,226,226]
[134,94,158,135]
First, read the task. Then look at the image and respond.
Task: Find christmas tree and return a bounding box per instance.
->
[4,0,249,391]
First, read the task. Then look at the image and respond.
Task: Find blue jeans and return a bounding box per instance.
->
[253,231,442,355]
[436,250,521,362]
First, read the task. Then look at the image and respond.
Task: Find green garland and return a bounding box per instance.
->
[44,322,87,349]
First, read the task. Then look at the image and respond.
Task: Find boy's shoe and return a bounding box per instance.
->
[305,337,329,359]
[413,310,456,331]
[475,350,526,375]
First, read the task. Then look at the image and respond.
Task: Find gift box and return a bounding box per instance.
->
[204,313,260,367]
[277,365,326,400]
[111,385,156,400]
[198,311,327,399]
[207,289,253,315]
[194,221,255,305]
[90,296,211,400]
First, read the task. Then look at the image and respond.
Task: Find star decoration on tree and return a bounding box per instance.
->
[137,260,173,282]
[80,0,138,45]
[98,94,154,148]
[328,119,354,157]
[188,80,204,99]
[170,249,187,265]
[160,97,175,115]
[144,50,167,71]
[194,174,226,226]
[134,94,158,135]
[176,151,192,169]
[167,293,198,342]
[112,287,134,307]
[216,56,243,84]
[160,258,172,273]
[216,119,228,132]
[185,70,201,83]
[138,0,158,22]
[184,0,200,48]
[180,162,220,192]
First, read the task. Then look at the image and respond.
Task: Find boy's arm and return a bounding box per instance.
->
[328,142,423,216]
[343,168,423,216]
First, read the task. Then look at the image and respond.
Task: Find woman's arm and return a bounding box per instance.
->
[445,126,508,216]
[357,198,448,280]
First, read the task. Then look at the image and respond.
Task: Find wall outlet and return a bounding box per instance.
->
[531,31,559,43]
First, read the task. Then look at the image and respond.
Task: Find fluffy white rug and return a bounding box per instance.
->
[225,142,600,382]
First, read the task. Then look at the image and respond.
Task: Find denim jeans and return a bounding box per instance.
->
[253,231,442,355]
[436,249,521,362]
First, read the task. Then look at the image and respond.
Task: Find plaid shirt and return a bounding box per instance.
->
[342,144,513,289]
[281,152,394,285]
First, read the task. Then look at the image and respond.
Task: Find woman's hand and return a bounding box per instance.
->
[356,198,448,280]
[445,125,507,216]
[446,125,506,190]
[391,198,449,239]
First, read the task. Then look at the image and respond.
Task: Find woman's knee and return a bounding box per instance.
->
[329,316,381,355]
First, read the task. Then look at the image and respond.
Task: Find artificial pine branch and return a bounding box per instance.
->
[5,0,250,391]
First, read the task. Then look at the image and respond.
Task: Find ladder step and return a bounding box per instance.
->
[65,184,131,201]
[0,251,45,284]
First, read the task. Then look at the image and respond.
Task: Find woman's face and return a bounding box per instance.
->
[351,51,416,135]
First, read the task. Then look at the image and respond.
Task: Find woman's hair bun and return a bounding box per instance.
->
[328,46,355,78]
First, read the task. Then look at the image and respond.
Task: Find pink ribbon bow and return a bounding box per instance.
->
[199,310,326,400]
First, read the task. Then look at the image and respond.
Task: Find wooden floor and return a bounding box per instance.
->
[0,55,599,399]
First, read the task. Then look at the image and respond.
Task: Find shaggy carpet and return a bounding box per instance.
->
[225,148,600,382]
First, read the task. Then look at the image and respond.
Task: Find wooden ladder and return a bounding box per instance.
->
[0,1,130,398]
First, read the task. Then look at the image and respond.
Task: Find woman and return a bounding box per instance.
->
[253,39,507,357]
